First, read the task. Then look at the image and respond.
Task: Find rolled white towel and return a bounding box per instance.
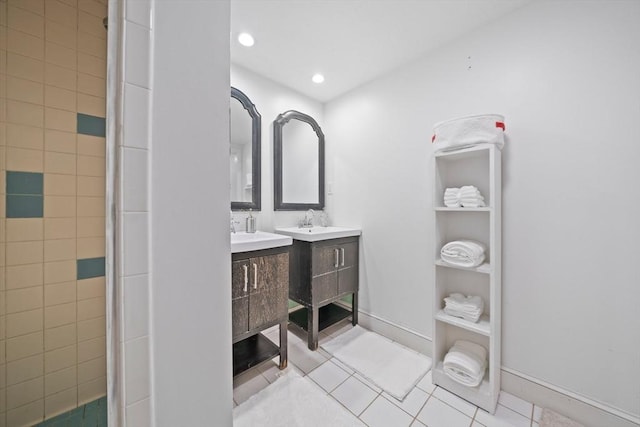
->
[440,240,486,267]
[443,340,487,387]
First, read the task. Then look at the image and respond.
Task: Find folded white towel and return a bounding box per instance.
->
[444,293,484,323]
[443,340,487,387]
[440,240,486,268]
[443,186,486,208]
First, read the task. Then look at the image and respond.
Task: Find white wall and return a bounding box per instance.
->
[325,0,640,421]
[151,1,232,426]
[230,64,324,230]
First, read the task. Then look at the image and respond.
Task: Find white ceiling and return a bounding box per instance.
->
[231,0,530,103]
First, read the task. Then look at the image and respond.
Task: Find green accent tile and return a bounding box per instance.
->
[77,257,106,279]
[341,294,353,304]
[83,400,99,426]
[77,113,106,137]
[6,194,44,218]
[6,171,44,195]
[288,299,299,310]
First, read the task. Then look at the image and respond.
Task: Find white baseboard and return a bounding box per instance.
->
[355,308,640,427]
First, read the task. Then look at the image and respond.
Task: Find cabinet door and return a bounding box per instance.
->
[231,260,250,337]
[248,253,289,330]
[337,241,358,295]
[312,244,339,277]
[311,244,339,303]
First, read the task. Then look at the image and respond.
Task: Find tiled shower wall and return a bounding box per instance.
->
[0,0,108,425]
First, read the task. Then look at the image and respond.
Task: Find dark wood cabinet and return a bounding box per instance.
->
[232,246,289,376]
[289,236,359,350]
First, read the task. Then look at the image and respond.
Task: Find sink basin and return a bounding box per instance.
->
[274,226,361,242]
[230,231,293,253]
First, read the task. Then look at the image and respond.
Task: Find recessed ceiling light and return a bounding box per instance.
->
[312,73,325,84]
[238,33,254,47]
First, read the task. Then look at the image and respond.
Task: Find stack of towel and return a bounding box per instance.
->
[443,340,487,387]
[444,293,484,323]
[440,240,486,268]
[443,186,485,208]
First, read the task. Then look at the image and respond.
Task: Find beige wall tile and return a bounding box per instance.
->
[77,237,104,258]
[44,238,76,262]
[6,52,44,82]
[77,196,104,217]
[44,173,76,196]
[6,286,43,313]
[77,217,104,238]
[44,129,75,153]
[7,354,44,386]
[6,263,43,290]
[45,0,77,28]
[6,99,44,127]
[0,339,5,364]
[78,11,105,40]
[77,93,105,117]
[44,323,75,351]
[6,218,43,242]
[0,267,6,291]
[6,331,43,361]
[77,176,104,197]
[6,241,44,266]
[77,356,104,384]
[44,107,75,132]
[78,0,106,18]
[77,135,104,157]
[77,52,105,79]
[6,76,44,104]
[44,195,76,217]
[44,150,75,174]
[44,62,75,91]
[43,260,75,284]
[7,124,44,150]
[77,316,104,342]
[6,376,43,409]
[77,155,104,177]
[8,0,45,16]
[45,41,76,70]
[77,32,105,59]
[44,85,75,111]
[77,336,104,362]
[44,20,76,49]
[44,302,75,329]
[59,0,78,6]
[77,376,104,405]
[0,315,5,340]
[44,218,76,240]
[7,28,44,60]
[7,398,44,427]
[77,296,103,321]
[8,6,44,38]
[44,281,75,307]
[6,146,44,171]
[44,365,75,396]
[6,308,43,338]
[44,344,76,374]
[77,73,104,98]
[44,386,77,419]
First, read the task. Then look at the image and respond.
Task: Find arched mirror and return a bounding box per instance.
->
[273,110,325,211]
[230,87,261,210]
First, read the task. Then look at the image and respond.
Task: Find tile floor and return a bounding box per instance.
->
[233,320,543,427]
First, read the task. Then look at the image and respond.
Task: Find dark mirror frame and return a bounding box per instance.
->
[231,87,261,211]
[273,110,325,211]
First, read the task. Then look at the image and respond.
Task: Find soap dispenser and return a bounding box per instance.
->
[246,209,256,233]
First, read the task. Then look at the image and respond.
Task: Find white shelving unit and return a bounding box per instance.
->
[432,143,501,414]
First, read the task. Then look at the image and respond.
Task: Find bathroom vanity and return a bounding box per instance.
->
[275,227,361,350]
[231,232,292,376]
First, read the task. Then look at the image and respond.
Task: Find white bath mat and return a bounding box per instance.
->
[540,408,584,427]
[321,326,432,401]
[233,369,365,427]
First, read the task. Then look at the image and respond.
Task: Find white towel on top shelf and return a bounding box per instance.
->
[443,293,484,323]
[443,340,487,387]
[440,240,486,268]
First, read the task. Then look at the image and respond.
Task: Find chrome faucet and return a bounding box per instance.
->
[299,209,315,228]
[230,212,239,233]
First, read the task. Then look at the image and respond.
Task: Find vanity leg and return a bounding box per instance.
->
[307,306,319,351]
[352,292,358,326]
[279,320,288,369]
